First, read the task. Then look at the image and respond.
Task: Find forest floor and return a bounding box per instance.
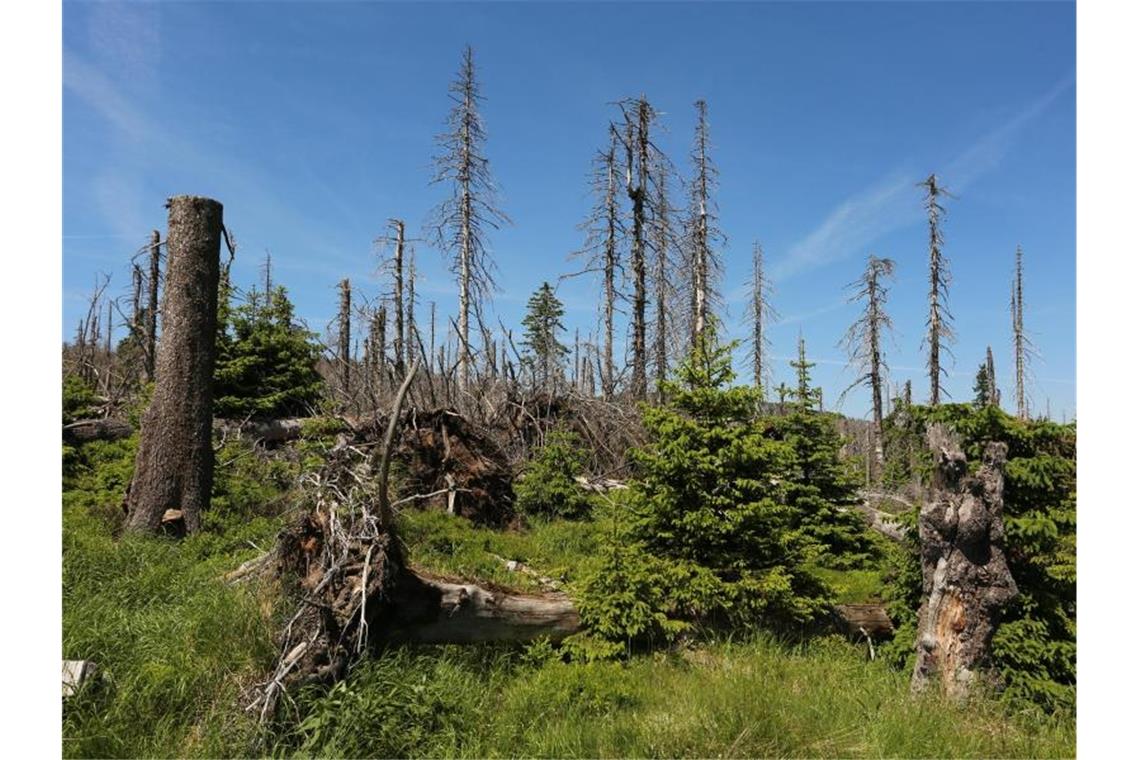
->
[61,435,1075,759]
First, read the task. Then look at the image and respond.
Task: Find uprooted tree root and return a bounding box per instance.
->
[242,441,579,723]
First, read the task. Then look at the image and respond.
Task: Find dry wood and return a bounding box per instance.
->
[125,196,223,535]
[911,425,1017,699]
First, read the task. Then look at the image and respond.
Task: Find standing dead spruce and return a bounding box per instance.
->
[125,196,223,535]
[911,425,1017,699]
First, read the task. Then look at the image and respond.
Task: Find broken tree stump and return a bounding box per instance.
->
[911,426,1018,699]
[125,196,223,535]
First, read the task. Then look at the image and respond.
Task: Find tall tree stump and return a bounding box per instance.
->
[911,425,1018,699]
[125,196,223,535]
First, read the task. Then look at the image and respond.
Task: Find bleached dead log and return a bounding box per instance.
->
[62,660,97,698]
[574,475,629,493]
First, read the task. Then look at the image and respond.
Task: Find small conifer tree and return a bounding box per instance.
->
[214,281,324,419]
[521,281,569,393]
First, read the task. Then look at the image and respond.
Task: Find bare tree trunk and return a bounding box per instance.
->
[145,229,161,382]
[125,196,223,535]
[911,426,1018,699]
[985,345,999,407]
[921,174,954,406]
[624,98,654,401]
[338,279,352,395]
[1012,245,1028,420]
[391,220,406,374]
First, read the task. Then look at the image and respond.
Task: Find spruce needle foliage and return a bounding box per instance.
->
[626,322,832,629]
[213,278,324,420]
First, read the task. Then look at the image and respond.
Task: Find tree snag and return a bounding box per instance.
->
[911,425,1018,699]
[125,196,223,535]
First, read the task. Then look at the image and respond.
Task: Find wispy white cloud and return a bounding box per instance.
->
[774,75,1074,282]
[773,172,915,282]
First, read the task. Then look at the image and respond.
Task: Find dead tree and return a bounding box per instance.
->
[1011,244,1036,421]
[685,99,725,347]
[406,244,418,363]
[912,425,1018,699]
[574,126,624,400]
[337,279,352,394]
[840,255,895,478]
[618,96,660,400]
[985,345,999,407]
[125,196,223,535]
[429,45,508,390]
[920,174,955,405]
[747,240,777,394]
[144,229,161,382]
[375,219,408,374]
[650,150,679,396]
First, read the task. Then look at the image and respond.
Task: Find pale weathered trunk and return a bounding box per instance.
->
[125,196,222,535]
[145,229,160,382]
[911,427,1018,699]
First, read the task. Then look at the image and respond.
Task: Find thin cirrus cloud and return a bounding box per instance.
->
[772,74,1074,284]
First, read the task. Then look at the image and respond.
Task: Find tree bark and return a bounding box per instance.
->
[911,426,1018,699]
[125,196,222,535]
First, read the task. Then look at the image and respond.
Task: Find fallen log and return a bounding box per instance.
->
[854,502,909,542]
[63,418,133,445]
[383,570,580,644]
[833,603,894,639]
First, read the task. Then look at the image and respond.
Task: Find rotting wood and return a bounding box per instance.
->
[911,425,1017,700]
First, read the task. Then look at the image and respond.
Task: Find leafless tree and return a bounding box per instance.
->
[839,255,896,476]
[428,45,509,390]
[685,99,725,347]
[920,174,955,405]
[573,125,625,400]
[617,96,662,400]
[985,345,1000,407]
[144,229,161,382]
[747,240,777,394]
[126,196,223,535]
[338,278,352,394]
[1011,244,1037,420]
[375,219,409,374]
[650,150,680,396]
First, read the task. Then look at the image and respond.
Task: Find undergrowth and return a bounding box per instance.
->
[278,633,1075,759]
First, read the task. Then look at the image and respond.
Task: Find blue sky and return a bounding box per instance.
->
[63,0,1076,421]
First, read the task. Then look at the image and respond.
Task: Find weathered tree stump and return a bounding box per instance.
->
[911,425,1017,699]
[125,196,223,535]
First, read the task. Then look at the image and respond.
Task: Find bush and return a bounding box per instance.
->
[213,280,324,420]
[515,429,595,519]
[624,328,832,632]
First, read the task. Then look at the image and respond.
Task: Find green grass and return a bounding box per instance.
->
[279,634,1075,759]
[62,437,1074,759]
[396,508,602,591]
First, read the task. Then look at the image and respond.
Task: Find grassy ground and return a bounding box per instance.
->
[277,635,1074,758]
[61,437,1075,758]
